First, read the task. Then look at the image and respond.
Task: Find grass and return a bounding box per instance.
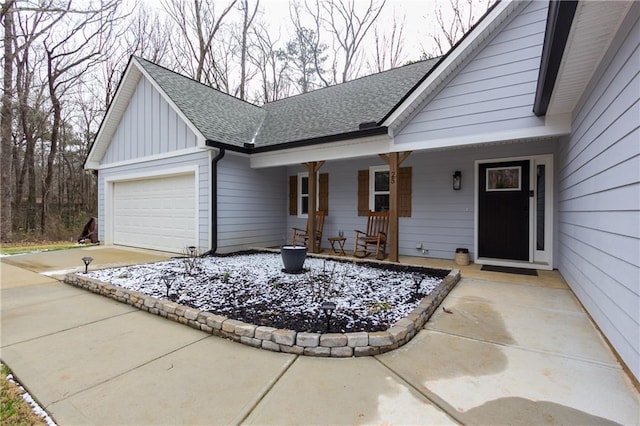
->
[0,364,48,426]
[0,241,84,256]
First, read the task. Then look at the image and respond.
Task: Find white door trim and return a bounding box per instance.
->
[474,154,554,270]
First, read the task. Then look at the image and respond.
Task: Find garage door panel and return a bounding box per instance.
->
[112,174,196,253]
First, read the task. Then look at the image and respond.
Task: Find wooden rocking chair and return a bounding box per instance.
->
[354,211,389,260]
[292,211,326,250]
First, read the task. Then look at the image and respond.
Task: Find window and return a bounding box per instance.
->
[298,173,309,217]
[370,166,389,212]
[358,166,411,217]
[289,173,329,216]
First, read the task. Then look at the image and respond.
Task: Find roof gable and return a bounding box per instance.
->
[382,0,525,132]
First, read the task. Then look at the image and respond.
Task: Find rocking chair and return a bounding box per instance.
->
[353,211,389,260]
[291,211,326,250]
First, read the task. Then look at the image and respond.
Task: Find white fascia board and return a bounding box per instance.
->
[85,61,142,169]
[133,58,207,148]
[381,0,518,130]
[95,147,206,170]
[250,135,392,168]
[391,117,571,152]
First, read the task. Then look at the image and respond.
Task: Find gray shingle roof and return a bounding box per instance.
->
[136,57,265,147]
[256,59,438,147]
[136,56,438,150]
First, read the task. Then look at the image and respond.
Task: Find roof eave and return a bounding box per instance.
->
[533,0,579,117]
[205,127,389,155]
[84,56,138,170]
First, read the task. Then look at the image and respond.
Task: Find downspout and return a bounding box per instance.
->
[203,143,225,255]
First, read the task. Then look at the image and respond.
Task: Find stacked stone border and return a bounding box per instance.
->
[64,269,460,358]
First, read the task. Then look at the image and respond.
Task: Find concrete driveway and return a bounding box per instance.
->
[1,246,638,425]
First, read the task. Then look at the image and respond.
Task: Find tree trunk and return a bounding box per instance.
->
[41,52,61,234]
[1,0,15,241]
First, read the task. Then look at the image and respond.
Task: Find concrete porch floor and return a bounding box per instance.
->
[1,246,638,424]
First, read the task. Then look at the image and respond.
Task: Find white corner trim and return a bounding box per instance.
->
[95,147,206,170]
[250,134,392,168]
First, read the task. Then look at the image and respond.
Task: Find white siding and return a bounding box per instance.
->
[216,153,287,253]
[395,1,547,146]
[102,77,198,164]
[557,10,640,382]
[286,139,558,259]
[98,151,210,252]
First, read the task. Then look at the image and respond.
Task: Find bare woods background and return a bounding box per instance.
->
[0,0,491,242]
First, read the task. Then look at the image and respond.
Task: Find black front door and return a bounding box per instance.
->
[478,160,530,261]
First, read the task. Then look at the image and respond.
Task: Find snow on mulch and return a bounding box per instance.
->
[85,251,449,333]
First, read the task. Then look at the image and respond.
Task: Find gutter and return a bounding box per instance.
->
[204,126,389,155]
[203,141,225,255]
[533,0,578,116]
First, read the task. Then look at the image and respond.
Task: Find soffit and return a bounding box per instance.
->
[547,1,633,116]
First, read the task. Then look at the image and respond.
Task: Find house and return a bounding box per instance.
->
[85,1,639,383]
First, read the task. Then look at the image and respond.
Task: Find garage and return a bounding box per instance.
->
[111,173,197,253]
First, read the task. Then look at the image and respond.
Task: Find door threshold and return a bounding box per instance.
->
[475,258,553,271]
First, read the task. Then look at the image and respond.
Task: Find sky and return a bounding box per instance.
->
[254,0,494,63]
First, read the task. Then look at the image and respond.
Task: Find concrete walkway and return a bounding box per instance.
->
[1,247,638,425]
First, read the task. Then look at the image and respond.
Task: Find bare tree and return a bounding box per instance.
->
[161,0,238,86]
[369,11,405,73]
[286,2,327,93]
[1,0,15,240]
[236,0,259,100]
[247,22,291,103]
[426,0,495,56]
[40,0,123,233]
[305,0,386,84]
[101,3,172,109]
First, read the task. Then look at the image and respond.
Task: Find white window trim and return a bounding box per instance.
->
[369,165,390,212]
[296,172,320,218]
[297,172,309,218]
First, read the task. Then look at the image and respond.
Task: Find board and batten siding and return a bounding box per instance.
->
[102,76,198,164]
[286,139,558,259]
[98,151,210,252]
[394,1,547,147]
[216,153,287,253]
[557,9,640,382]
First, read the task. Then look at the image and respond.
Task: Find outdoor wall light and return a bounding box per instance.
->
[320,301,336,331]
[81,256,94,273]
[453,171,462,190]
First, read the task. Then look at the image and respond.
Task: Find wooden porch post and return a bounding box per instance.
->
[379,152,411,262]
[302,161,324,253]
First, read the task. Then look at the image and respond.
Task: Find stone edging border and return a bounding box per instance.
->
[63,269,460,358]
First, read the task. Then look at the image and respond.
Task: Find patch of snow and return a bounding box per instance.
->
[5,372,57,426]
[86,252,448,333]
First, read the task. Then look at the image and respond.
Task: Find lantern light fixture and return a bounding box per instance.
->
[81,256,94,274]
[453,171,462,190]
[320,301,336,332]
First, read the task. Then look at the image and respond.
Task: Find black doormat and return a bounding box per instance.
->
[481,265,538,276]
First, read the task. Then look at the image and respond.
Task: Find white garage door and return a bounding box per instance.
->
[112,173,197,253]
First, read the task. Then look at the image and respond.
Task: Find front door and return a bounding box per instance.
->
[478,160,530,261]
